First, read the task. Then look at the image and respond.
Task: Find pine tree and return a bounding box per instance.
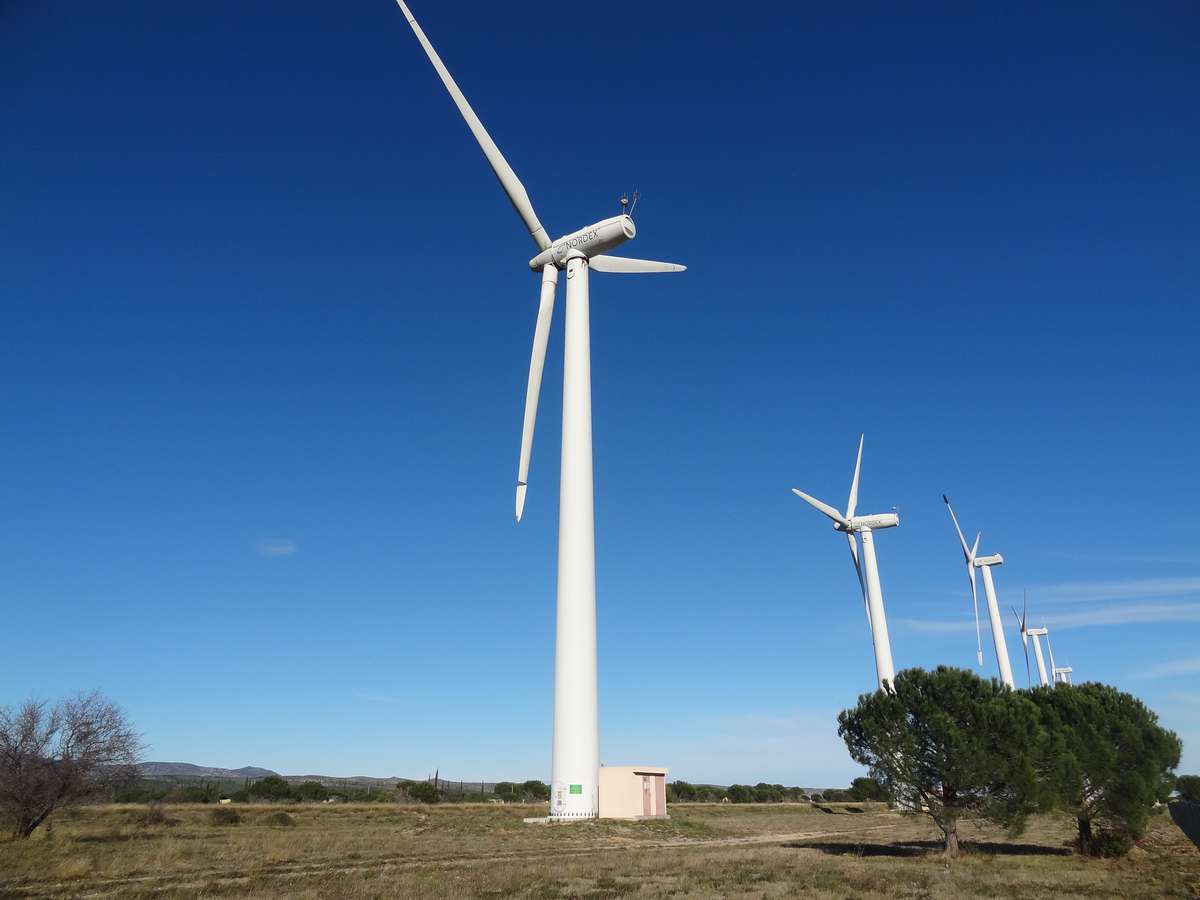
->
[838,666,1043,856]
[1027,682,1181,855]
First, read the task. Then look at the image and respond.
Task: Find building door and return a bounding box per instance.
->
[642,776,652,816]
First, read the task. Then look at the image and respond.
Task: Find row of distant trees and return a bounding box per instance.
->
[667,776,889,805]
[115,776,552,806]
[839,667,1183,858]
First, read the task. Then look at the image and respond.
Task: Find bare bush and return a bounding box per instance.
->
[127,803,179,828]
[210,807,241,826]
[0,691,141,839]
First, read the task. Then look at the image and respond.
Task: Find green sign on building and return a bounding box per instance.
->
[569,784,582,795]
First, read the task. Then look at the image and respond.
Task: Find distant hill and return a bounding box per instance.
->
[136,762,503,791]
[139,762,279,781]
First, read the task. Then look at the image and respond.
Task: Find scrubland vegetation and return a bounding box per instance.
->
[0,801,1197,898]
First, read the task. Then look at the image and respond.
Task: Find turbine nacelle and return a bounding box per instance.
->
[973,552,1004,567]
[833,513,900,533]
[529,215,636,271]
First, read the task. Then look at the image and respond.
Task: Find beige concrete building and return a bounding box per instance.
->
[598,766,668,820]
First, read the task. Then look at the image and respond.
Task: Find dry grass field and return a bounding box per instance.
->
[0,802,1197,898]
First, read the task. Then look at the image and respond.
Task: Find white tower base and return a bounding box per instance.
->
[1030,634,1050,687]
[859,529,896,690]
[979,566,1015,688]
[550,256,599,819]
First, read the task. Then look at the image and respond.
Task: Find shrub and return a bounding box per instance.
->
[263,811,295,827]
[1175,775,1200,802]
[520,780,551,801]
[209,807,241,826]
[165,784,220,804]
[128,803,178,827]
[726,785,754,804]
[848,776,890,803]
[247,776,294,802]
[294,781,329,803]
[404,781,440,804]
[1085,828,1133,858]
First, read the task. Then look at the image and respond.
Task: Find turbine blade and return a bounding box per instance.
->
[969,565,983,667]
[515,266,558,522]
[846,532,869,627]
[791,489,852,528]
[394,1,551,251]
[942,495,972,561]
[1011,605,1029,645]
[847,435,864,519]
[1012,605,1031,687]
[589,255,686,274]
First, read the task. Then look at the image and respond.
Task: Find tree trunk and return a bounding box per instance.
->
[944,820,959,857]
[1077,816,1093,853]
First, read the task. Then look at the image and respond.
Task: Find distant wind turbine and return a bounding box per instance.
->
[1013,595,1051,687]
[792,435,898,690]
[943,496,1015,688]
[1046,631,1074,685]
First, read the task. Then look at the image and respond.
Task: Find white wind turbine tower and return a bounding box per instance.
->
[393,2,685,820]
[792,435,898,689]
[943,496,1015,688]
[1013,595,1050,687]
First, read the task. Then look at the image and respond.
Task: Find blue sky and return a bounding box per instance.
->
[2,0,1198,786]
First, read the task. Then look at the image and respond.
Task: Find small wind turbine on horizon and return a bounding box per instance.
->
[943,496,1015,689]
[791,435,898,690]
[393,1,685,821]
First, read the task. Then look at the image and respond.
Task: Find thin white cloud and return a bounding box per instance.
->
[1140,657,1200,679]
[256,539,298,558]
[353,692,405,705]
[1045,603,1200,628]
[1039,550,1200,565]
[893,617,978,634]
[636,709,858,786]
[897,602,1200,633]
[1029,577,1200,604]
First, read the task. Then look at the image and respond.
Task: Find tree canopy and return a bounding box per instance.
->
[0,692,141,838]
[838,666,1043,855]
[1175,775,1200,803]
[1027,682,1181,855]
[848,776,890,803]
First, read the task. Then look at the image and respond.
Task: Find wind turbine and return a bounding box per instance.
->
[1012,596,1050,687]
[393,2,685,821]
[792,435,898,689]
[943,496,1015,688]
[1046,631,1073,685]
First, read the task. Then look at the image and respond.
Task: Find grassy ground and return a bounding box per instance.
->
[0,802,1196,898]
